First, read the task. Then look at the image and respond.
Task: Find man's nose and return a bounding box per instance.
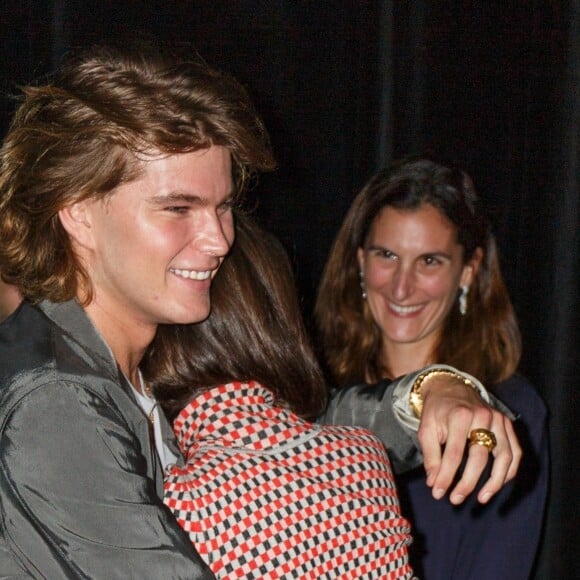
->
[193,211,233,258]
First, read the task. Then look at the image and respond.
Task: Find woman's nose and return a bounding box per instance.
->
[391,266,414,301]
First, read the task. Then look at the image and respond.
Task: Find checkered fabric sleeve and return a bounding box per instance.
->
[164,381,414,579]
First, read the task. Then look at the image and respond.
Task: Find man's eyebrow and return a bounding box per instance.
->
[149,192,202,205]
[148,191,235,205]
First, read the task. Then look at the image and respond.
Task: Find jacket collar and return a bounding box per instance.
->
[39,298,120,381]
[38,299,183,464]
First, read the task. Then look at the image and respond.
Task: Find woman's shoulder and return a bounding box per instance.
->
[493,374,547,420]
[493,376,548,459]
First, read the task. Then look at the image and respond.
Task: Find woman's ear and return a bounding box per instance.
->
[58,201,96,251]
[357,247,365,273]
[460,247,484,287]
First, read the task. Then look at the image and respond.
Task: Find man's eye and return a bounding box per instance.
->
[423,256,441,266]
[218,199,235,214]
[166,206,188,214]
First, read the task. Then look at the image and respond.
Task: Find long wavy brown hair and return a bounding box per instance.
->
[0,42,275,304]
[143,213,328,422]
[315,158,521,390]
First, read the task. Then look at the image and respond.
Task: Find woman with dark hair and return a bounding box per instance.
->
[316,158,548,579]
[144,215,414,579]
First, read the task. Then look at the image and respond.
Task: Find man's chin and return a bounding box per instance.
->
[159,305,211,326]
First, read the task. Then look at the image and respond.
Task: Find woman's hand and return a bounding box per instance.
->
[418,374,522,504]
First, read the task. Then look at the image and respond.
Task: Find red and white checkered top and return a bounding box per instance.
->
[164,381,414,579]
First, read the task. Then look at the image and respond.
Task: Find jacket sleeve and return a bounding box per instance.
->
[320,364,510,474]
[319,377,422,473]
[0,381,215,580]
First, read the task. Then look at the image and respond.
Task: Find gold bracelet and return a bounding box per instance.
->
[409,369,479,419]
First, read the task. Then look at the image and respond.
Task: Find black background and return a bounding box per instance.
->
[2,2,578,577]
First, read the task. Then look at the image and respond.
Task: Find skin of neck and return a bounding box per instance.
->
[79,287,154,392]
[380,338,437,380]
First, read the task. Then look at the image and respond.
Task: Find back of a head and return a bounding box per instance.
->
[145,214,327,421]
[0,42,275,304]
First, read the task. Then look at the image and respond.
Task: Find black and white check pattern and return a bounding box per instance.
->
[165,381,414,579]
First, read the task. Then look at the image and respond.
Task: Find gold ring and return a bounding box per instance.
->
[468,428,497,452]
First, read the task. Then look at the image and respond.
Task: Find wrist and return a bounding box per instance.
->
[409,368,480,419]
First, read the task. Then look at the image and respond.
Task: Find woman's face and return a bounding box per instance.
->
[357,203,479,360]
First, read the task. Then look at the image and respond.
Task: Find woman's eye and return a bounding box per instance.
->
[379,249,396,259]
[366,246,397,261]
[423,256,441,266]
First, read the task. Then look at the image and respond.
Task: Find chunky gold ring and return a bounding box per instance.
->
[468,428,497,453]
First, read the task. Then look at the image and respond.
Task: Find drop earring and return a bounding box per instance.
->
[459,285,469,316]
[359,270,367,300]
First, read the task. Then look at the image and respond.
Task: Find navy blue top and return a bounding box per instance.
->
[393,374,548,579]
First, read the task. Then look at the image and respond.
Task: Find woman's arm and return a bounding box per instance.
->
[321,364,522,505]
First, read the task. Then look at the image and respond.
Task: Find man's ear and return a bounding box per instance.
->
[58,201,96,250]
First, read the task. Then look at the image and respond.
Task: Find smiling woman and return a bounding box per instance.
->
[315,157,548,579]
[317,158,515,387]
[357,203,482,378]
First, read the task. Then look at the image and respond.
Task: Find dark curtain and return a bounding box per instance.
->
[2,2,578,577]
[389,4,579,578]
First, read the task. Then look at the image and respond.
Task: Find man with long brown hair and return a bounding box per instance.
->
[0,45,519,577]
[0,43,274,578]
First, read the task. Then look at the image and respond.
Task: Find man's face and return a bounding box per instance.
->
[78,146,235,337]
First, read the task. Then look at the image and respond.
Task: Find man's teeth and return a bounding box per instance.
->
[172,268,212,280]
[390,302,423,314]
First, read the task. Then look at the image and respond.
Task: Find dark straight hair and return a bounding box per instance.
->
[144,213,328,421]
[316,157,521,388]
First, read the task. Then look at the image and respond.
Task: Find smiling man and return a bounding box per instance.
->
[0,44,274,578]
[62,147,235,379]
[0,45,519,578]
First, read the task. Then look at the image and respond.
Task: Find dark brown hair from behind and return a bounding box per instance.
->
[143,213,328,422]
